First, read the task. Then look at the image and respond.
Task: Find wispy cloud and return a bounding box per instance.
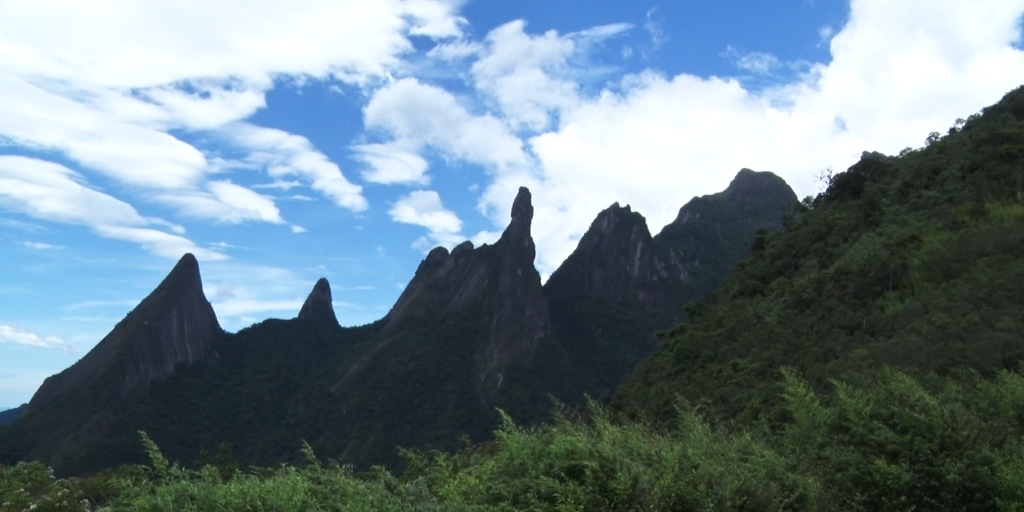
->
[643,8,667,56]
[0,156,225,260]
[0,325,70,351]
[0,0,467,257]
[389,190,465,250]
[20,241,61,250]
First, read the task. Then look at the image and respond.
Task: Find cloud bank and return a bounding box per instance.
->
[0,0,463,258]
[374,0,1024,277]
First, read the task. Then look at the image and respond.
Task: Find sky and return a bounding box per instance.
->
[1,0,1023,409]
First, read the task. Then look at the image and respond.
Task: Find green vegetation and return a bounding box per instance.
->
[614,85,1024,426]
[5,367,1024,510]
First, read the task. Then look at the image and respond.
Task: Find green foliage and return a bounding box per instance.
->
[7,368,1024,510]
[614,85,1024,425]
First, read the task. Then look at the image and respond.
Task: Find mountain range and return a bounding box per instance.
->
[0,169,796,475]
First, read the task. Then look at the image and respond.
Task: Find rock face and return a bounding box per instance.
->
[298,278,338,326]
[385,187,549,347]
[25,253,221,416]
[373,186,549,388]
[655,168,797,299]
[548,203,686,312]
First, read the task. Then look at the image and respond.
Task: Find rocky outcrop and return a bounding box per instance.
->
[546,203,686,312]
[385,187,549,356]
[25,253,222,416]
[298,278,338,326]
[670,168,797,229]
[655,168,797,300]
[356,187,549,392]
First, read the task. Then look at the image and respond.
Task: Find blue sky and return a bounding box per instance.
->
[1,0,1023,409]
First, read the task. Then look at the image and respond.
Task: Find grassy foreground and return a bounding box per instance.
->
[4,367,1024,511]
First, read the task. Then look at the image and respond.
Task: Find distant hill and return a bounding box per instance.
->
[0,175,796,476]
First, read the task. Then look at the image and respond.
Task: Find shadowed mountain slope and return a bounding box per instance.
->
[0,176,797,476]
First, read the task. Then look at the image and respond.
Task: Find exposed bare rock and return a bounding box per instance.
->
[354,187,550,394]
[548,202,686,312]
[25,253,221,416]
[298,278,338,326]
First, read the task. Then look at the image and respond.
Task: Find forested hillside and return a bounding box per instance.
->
[613,84,1024,426]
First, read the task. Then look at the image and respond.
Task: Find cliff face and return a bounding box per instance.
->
[25,254,221,416]
[383,187,549,377]
[547,203,686,312]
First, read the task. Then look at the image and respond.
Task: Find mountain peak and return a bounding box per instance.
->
[375,185,549,396]
[722,168,793,204]
[298,278,338,325]
[511,186,533,223]
[25,253,222,416]
[547,201,684,311]
[500,186,534,247]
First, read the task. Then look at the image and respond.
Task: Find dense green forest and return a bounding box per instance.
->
[4,368,1024,510]
[4,85,1024,510]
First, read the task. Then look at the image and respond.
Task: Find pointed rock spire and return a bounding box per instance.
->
[298,278,338,326]
[26,253,221,416]
[497,186,536,262]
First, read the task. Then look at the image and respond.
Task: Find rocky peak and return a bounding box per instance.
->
[370,186,549,394]
[26,253,222,416]
[504,187,534,237]
[546,202,685,312]
[298,278,338,326]
[497,187,536,261]
[670,168,796,227]
[654,168,797,302]
[723,168,793,204]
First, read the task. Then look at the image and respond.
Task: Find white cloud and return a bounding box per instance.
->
[158,180,284,224]
[736,51,781,75]
[389,190,464,249]
[252,180,303,191]
[458,0,1024,277]
[0,156,225,260]
[94,225,227,260]
[643,8,667,55]
[0,76,209,189]
[0,156,147,226]
[0,325,69,351]
[202,263,327,329]
[0,1,460,88]
[470,20,581,131]
[427,39,484,61]
[20,241,60,250]
[362,78,529,175]
[0,0,466,231]
[819,25,835,45]
[227,123,369,212]
[354,143,431,184]
[404,0,467,38]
